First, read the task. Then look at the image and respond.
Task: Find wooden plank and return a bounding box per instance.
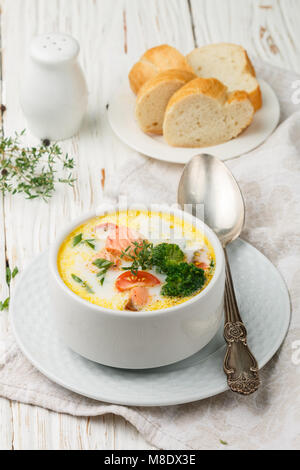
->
[0,0,13,448]
[189,0,300,72]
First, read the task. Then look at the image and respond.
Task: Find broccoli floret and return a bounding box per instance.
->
[152,243,184,273]
[161,262,206,297]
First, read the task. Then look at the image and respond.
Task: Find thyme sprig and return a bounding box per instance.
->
[121,240,154,275]
[0,130,76,201]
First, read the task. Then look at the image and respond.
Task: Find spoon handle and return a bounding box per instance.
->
[223,248,260,395]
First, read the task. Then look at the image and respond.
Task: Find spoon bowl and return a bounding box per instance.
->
[178,153,245,246]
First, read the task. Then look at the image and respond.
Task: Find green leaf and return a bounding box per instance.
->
[220,440,228,446]
[71,273,83,284]
[0,297,10,311]
[92,258,114,284]
[84,239,96,250]
[93,258,113,269]
[6,267,11,286]
[71,274,94,294]
[12,266,19,278]
[85,283,94,294]
[73,233,83,247]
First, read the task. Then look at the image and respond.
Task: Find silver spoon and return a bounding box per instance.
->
[178,153,260,395]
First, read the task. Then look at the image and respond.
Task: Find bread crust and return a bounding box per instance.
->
[137,69,196,101]
[129,61,157,95]
[166,77,228,112]
[186,43,262,111]
[242,49,262,111]
[136,69,196,135]
[129,45,194,94]
[163,77,254,147]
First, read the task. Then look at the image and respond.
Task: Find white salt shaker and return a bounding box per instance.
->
[20,33,88,141]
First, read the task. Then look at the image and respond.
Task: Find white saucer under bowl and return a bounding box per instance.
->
[107,79,280,164]
[10,238,290,407]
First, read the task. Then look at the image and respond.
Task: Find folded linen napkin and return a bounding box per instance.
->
[1,60,300,450]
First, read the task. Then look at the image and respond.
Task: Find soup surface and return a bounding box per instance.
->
[58,210,216,311]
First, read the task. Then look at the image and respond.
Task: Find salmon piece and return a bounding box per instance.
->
[105,225,144,258]
[125,286,149,311]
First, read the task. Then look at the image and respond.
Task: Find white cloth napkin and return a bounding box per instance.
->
[1,60,300,450]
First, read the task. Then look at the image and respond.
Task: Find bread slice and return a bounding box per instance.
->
[163,77,254,147]
[187,43,262,111]
[129,45,194,94]
[135,69,196,135]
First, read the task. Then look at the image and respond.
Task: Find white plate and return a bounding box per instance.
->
[10,238,290,407]
[108,79,280,163]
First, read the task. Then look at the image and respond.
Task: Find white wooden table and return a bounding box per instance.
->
[0,0,299,450]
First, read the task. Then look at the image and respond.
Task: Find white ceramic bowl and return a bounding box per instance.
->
[49,206,225,369]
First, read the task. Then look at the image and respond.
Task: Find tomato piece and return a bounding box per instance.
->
[115,270,160,292]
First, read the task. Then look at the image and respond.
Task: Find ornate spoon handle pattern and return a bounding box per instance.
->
[223,249,260,395]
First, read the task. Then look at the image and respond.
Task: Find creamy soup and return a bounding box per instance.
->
[58,210,216,311]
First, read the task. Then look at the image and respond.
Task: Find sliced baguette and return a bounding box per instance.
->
[187,43,262,111]
[135,69,196,135]
[129,44,194,94]
[163,77,254,147]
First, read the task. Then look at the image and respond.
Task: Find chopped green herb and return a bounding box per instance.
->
[0,265,18,311]
[5,265,18,286]
[0,297,10,311]
[71,273,94,294]
[209,259,215,275]
[6,267,11,286]
[73,233,83,247]
[92,258,114,284]
[84,239,96,250]
[72,234,96,250]
[220,439,228,446]
[12,266,19,278]
[71,274,83,283]
[85,283,94,294]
